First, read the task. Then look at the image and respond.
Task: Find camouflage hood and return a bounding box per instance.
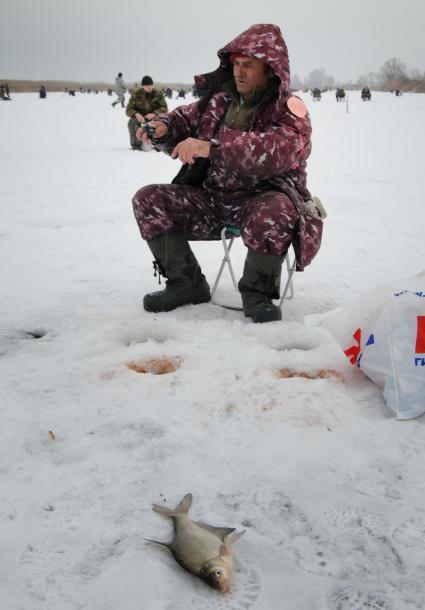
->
[218,24,290,92]
[194,24,290,98]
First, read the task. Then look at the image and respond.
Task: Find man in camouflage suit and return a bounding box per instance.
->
[125,75,167,150]
[132,24,323,322]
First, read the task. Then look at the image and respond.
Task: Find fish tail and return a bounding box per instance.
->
[152,493,193,518]
[152,504,178,517]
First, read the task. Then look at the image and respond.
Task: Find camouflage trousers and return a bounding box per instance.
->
[127,117,140,146]
[132,184,298,255]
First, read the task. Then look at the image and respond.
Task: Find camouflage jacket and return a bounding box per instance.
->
[155,24,322,270]
[125,88,167,118]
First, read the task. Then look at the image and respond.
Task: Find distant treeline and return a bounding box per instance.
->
[4,60,425,94]
[293,58,425,93]
[0,79,192,93]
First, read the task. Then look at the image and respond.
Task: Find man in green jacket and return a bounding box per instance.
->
[125,75,168,150]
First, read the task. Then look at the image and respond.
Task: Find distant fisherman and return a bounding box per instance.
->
[125,75,167,151]
[111,72,126,108]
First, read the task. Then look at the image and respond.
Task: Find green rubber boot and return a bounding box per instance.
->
[238,250,284,323]
[143,233,211,313]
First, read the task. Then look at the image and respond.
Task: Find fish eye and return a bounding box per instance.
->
[215,569,223,577]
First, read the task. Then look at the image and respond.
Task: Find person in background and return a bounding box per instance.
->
[335,87,345,101]
[111,72,126,108]
[361,86,371,101]
[131,24,324,323]
[125,76,167,151]
[39,85,47,99]
[0,83,11,100]
[312,87,321,100]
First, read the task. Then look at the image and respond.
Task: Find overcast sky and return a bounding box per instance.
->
[1,0,424,85]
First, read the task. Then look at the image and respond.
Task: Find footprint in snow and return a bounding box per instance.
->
[288,530,404,580]
[252,489,313,540]
[286,535,338,577]
[0,497,17,521]
[318,505,390,536]
[399,436,425,459]
[18,513,77,600]
[392,517,425,549]
[324,584,394,610]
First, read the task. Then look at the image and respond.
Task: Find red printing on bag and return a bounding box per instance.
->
[344,328,362,365]
[416,316,425,354]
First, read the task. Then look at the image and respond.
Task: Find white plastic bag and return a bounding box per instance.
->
[322,277,425,419]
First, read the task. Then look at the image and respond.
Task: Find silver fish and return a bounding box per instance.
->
[151,493,245,593]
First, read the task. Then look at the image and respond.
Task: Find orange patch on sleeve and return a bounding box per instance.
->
[287,96,307,118]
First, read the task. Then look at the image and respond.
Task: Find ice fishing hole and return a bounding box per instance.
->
[126,357,181,375]
[276,368,345,381]
[22,329,47,339]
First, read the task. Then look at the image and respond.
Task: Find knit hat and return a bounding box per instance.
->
[141,75,153,86]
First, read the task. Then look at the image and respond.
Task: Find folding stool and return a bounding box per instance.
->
[210,225,296,311]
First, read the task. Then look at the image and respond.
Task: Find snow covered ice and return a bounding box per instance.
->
[1,90,425,610]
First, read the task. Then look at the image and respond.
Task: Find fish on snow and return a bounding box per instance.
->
[150,493,245,593]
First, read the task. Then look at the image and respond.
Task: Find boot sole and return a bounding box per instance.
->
[253,310,282,323]
[143,295,211,313]
[248,304,282,323]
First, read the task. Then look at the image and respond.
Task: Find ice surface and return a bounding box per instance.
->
[1,90,424,609]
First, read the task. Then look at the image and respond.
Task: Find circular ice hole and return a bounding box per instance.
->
[23,329,47,339]
[126,357,181,375]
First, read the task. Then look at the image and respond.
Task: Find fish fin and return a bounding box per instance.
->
[152,493,192,518]
[223,530,246,545]
[175,493,193,514]
[144,537,171,548]
[219,544,230,557]
[194,522,236,539]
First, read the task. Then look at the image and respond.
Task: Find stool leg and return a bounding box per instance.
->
[222,234,238,291]
[279,253,297,307]
[211,229,237,298]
